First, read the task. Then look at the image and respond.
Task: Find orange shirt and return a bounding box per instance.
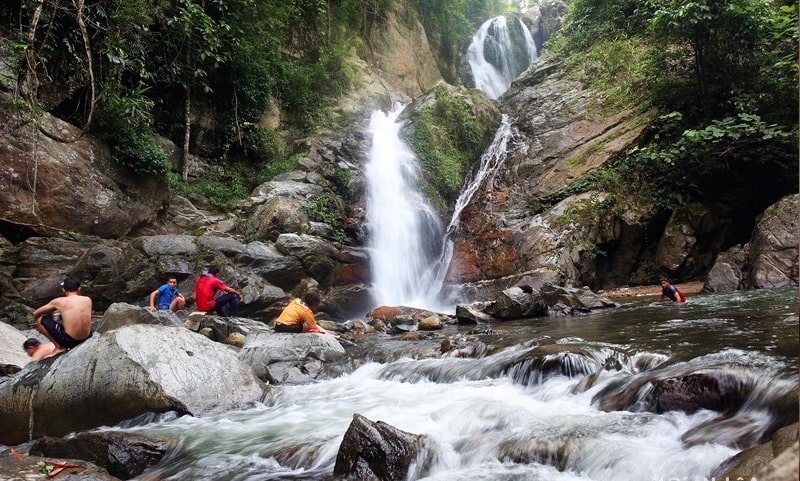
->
[275,299,317,331]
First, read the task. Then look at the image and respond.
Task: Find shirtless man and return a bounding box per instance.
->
[33,276,93,350]
[23,338,62,360]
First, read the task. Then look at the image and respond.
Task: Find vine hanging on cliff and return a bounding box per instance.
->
[22,0,96,144]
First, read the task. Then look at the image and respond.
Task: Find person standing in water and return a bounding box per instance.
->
[660,278,687,303]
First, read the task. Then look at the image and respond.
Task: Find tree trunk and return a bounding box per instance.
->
[182,88,191,181]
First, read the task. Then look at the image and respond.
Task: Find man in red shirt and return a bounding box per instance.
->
[194,265,243,317]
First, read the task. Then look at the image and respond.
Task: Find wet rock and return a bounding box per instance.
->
[333,413,437,481]
[649,371,746,414]
[597,369,750,415]
[238,331,345,384]
[704,244,748,292]
[713,423,799,481]
[503,344,600,385]
[417,315,442,331]
[539,283,617,315]
[756,440,799,481]
[496,437,573,471]
[0,325,266,445]
[749,193,798,289]
[96,303,184,333]
[455,302,495,324]
[490,286,547,319]
[0,452,116,480]
[30,431,169,480]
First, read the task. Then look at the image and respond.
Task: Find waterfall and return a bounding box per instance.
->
[423,115,514,303]
[365,108,513,310]
[447,114,512,233]
[466,15,538,99]
[365,107,445,308]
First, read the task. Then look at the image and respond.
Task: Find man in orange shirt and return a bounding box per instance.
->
[193,265,242,317]
[274,291,329,334]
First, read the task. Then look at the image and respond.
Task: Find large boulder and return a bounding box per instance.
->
[238,331,346,384]
[96,302,183,333]
[704,244,748,292]
[0,321,30,369]
[0,325,266,445]
[749,194,798,289]
[333,414,438,481]
[0,92,169,239]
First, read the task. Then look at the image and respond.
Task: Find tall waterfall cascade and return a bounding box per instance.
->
[466,15,538,99]
[365,107,445,308]
[365,109,513,310]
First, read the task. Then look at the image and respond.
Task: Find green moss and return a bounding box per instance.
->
[406,86,490,203]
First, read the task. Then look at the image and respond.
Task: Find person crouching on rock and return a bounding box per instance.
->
[274,291,329,334]
[33,276,93,351]
[148,275,186,312]
[194,265,242,317]
[23,338,62,361]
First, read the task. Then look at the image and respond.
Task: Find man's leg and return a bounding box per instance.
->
[170,296,185,312]
[213,294,239,317]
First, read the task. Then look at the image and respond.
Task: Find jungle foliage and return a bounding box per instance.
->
[548,0,798,215]
[0,0,394,184]
[406,86,492,205]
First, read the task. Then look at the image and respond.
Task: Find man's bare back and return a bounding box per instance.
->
[33,277,93,349]
[35,295,93,340]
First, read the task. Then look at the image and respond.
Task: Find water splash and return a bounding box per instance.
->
[466,16,538,99]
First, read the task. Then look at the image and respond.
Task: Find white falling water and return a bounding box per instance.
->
[447,114,512,233]
[424,115,514,303]
[466,15,538,99]
[365,107,445,308]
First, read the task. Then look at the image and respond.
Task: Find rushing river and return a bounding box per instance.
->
[112,288,797,481]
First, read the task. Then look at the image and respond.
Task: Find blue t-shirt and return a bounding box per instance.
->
[157,284,179,310]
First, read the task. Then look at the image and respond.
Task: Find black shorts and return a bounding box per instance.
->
[41,315,91,349]
[274,323,303,333]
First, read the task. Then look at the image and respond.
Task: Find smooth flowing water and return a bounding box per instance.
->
[466,15,538,99]
[116,288,798,481]
[365,107,445,308]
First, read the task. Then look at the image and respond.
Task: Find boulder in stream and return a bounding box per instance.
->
[30,430,169,480]
[333,413,438,481]
[237,331,345,384]
[0,324,266,445]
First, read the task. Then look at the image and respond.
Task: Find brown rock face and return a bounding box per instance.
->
[0,92,169,239]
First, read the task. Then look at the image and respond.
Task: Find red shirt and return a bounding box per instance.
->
[194,274,227,311]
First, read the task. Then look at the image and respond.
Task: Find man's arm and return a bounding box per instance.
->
[224,286,242,299]
[32,300,58,319]
[148,289,159,311]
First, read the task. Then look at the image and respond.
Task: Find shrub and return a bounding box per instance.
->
[94,82,168,176]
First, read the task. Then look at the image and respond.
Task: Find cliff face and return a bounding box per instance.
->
[444,59,797,290]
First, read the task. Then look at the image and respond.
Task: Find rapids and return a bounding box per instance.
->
[111,288,797,481]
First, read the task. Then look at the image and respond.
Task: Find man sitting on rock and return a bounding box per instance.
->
[193,265,242,317]
[23,338,62,361]
[147,275,186,312]
[33,276,93,351]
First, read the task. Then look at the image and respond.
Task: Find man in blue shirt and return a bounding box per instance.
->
[148,276,186,312]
